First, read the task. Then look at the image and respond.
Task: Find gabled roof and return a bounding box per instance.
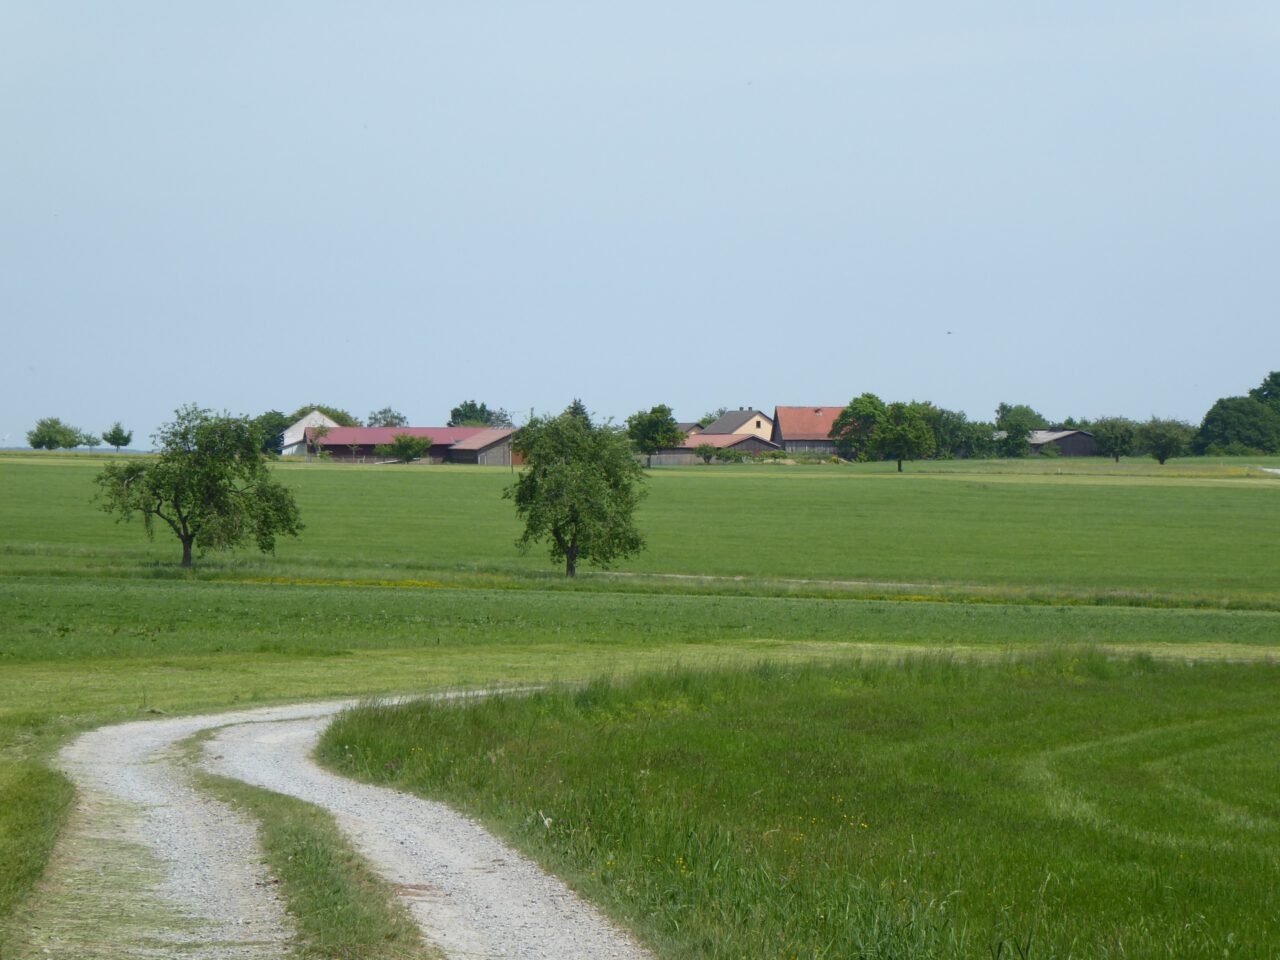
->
[306,426,485,447]
[448,427,517,451]
[700,409,771,434]
[678,433,779,450]
[675,422,703,435]
[1030,429,1093,445]
[772,406,845,441]
[282,410,340,447]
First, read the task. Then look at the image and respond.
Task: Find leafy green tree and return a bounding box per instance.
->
[829,393,886,461]
[94,405,303,567]
[872,402,936,471]
[1248,371,1280,406]
[564,399,592,427]
[995,403,1048,458]
[367,407,409,428]
[626,404,686,466]
[308,423,332,459]
[375,433,433,463]
[505,407,645,578]
[288,404,361,427]
[102,422,133,452]
[253,410,290,454]
[27,417,85,450]
[77,431,100,449]
[448,400,513,428]
[699,407,728,428]
[1091,416,1137,463]
[1193,397,1280,454]
[1136,417,1194,465]
[694,443,718,464]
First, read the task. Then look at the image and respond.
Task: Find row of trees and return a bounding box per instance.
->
[28,418,132,451]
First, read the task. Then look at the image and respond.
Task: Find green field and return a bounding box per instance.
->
[1,454,1277,956]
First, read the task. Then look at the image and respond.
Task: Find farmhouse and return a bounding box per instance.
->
[300,426,518,464]
[698,408,774,441]
[1029,429,1096,457]
[771,406,845,455]
[650,432,781,466]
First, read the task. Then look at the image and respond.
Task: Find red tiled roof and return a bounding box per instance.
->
[772,406,845,441]
[677,433,778,450]
[305,426,485,447]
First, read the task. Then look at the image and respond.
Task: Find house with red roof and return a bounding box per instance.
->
[301,425,519,465]
[771,406,845,456]
[648,431,781,466]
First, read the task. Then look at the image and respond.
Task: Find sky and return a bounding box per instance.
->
[3,3,1278,447]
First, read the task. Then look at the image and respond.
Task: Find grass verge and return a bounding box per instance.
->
[321,652,1280,960]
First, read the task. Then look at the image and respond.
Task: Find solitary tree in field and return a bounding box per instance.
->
[102,422,133,452]
[626,404,685,467]
[1091,416,1137,463]
[1136,417,1194,465]
[505,407,645,577]
[95,405,303,567]
[871,402,936,471]
[28,417,86,450]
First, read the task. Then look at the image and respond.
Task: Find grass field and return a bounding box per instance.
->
[0,453,1277,956]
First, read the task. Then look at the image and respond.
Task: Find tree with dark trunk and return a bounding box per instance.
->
[95,405,303,567]
[1091,416,1137,463]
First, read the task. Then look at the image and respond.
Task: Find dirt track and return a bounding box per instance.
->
[16,698,652,960]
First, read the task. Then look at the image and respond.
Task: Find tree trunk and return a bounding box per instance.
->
[897,459,904,472]
[1113,453,1120,463]
[565,543,578,578]
[181,536,194,567]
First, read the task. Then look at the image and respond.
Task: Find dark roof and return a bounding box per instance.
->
[675,422,702,434]
[677,434,779,450]
[772,406,845,441]
[700,409,770,434]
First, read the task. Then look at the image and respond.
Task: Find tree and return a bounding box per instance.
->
[448,400,513,428]
[626,404,686,466]
[564,399,592,427]
[94,405,303,567]
[375,433,433,463]
[829,393,886,461]
[308,423,332,459]
[505,407,645,578]
[1193,396,1280,455]
[77,432,100,449]
[995,403,1048,458]
[699,407,728,428]
[102,422,133,452]
[27,417,86,450]
[1091,416,1137,463]
[253,410,291,455]
[288,404,361,427]
[694,443,718,464]
[1248,371,1280,406]
[367,407,409,428]
[871,402,936,471]
[1136,417,1194,465]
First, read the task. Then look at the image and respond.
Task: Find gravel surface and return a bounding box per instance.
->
[38,697,653,960]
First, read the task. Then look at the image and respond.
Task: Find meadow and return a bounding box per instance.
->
[0,453,1277,956]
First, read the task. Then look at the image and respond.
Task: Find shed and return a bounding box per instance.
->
[771,406,845,455]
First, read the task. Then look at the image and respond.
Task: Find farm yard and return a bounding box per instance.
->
[1,453,1278,958]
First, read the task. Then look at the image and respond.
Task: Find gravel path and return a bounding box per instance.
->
[30,697,653,960]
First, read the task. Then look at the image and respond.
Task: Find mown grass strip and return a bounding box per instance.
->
[321,653,1280,960]
[195,762,437,960]
[0,763,75,955]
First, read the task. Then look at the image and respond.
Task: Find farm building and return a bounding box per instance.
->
[698,408,774,441]
[650,432,781,466]
[1029,430,1096,457]
[300,426,518,464]
[280,410,340,457]
[771,406,845,455]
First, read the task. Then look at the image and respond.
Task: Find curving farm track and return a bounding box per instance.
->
[15,698,652,960]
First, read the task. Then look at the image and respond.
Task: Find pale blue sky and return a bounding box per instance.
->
[3,3,1277,445]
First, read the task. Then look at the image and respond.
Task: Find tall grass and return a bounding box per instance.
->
[322,654,1280,959]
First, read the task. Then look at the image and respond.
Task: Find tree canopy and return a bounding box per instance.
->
[1091,416,1137,462]
[1248,371,1280,406]
[448,400,513,428]
[28,417,96,450]
[505,407,645,577]
[871,402,936,471]
[1193,396,1280,455]
[102,422,133,452]
[253,410,291,454]
[95,405,303,566]
[626,404,686,465]
[1136,417,1194,465]
[829,393,886,461]
[288,404,361,427]
[995,403,1048,458]
[367,407,409,428]
[375,433,433,462]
